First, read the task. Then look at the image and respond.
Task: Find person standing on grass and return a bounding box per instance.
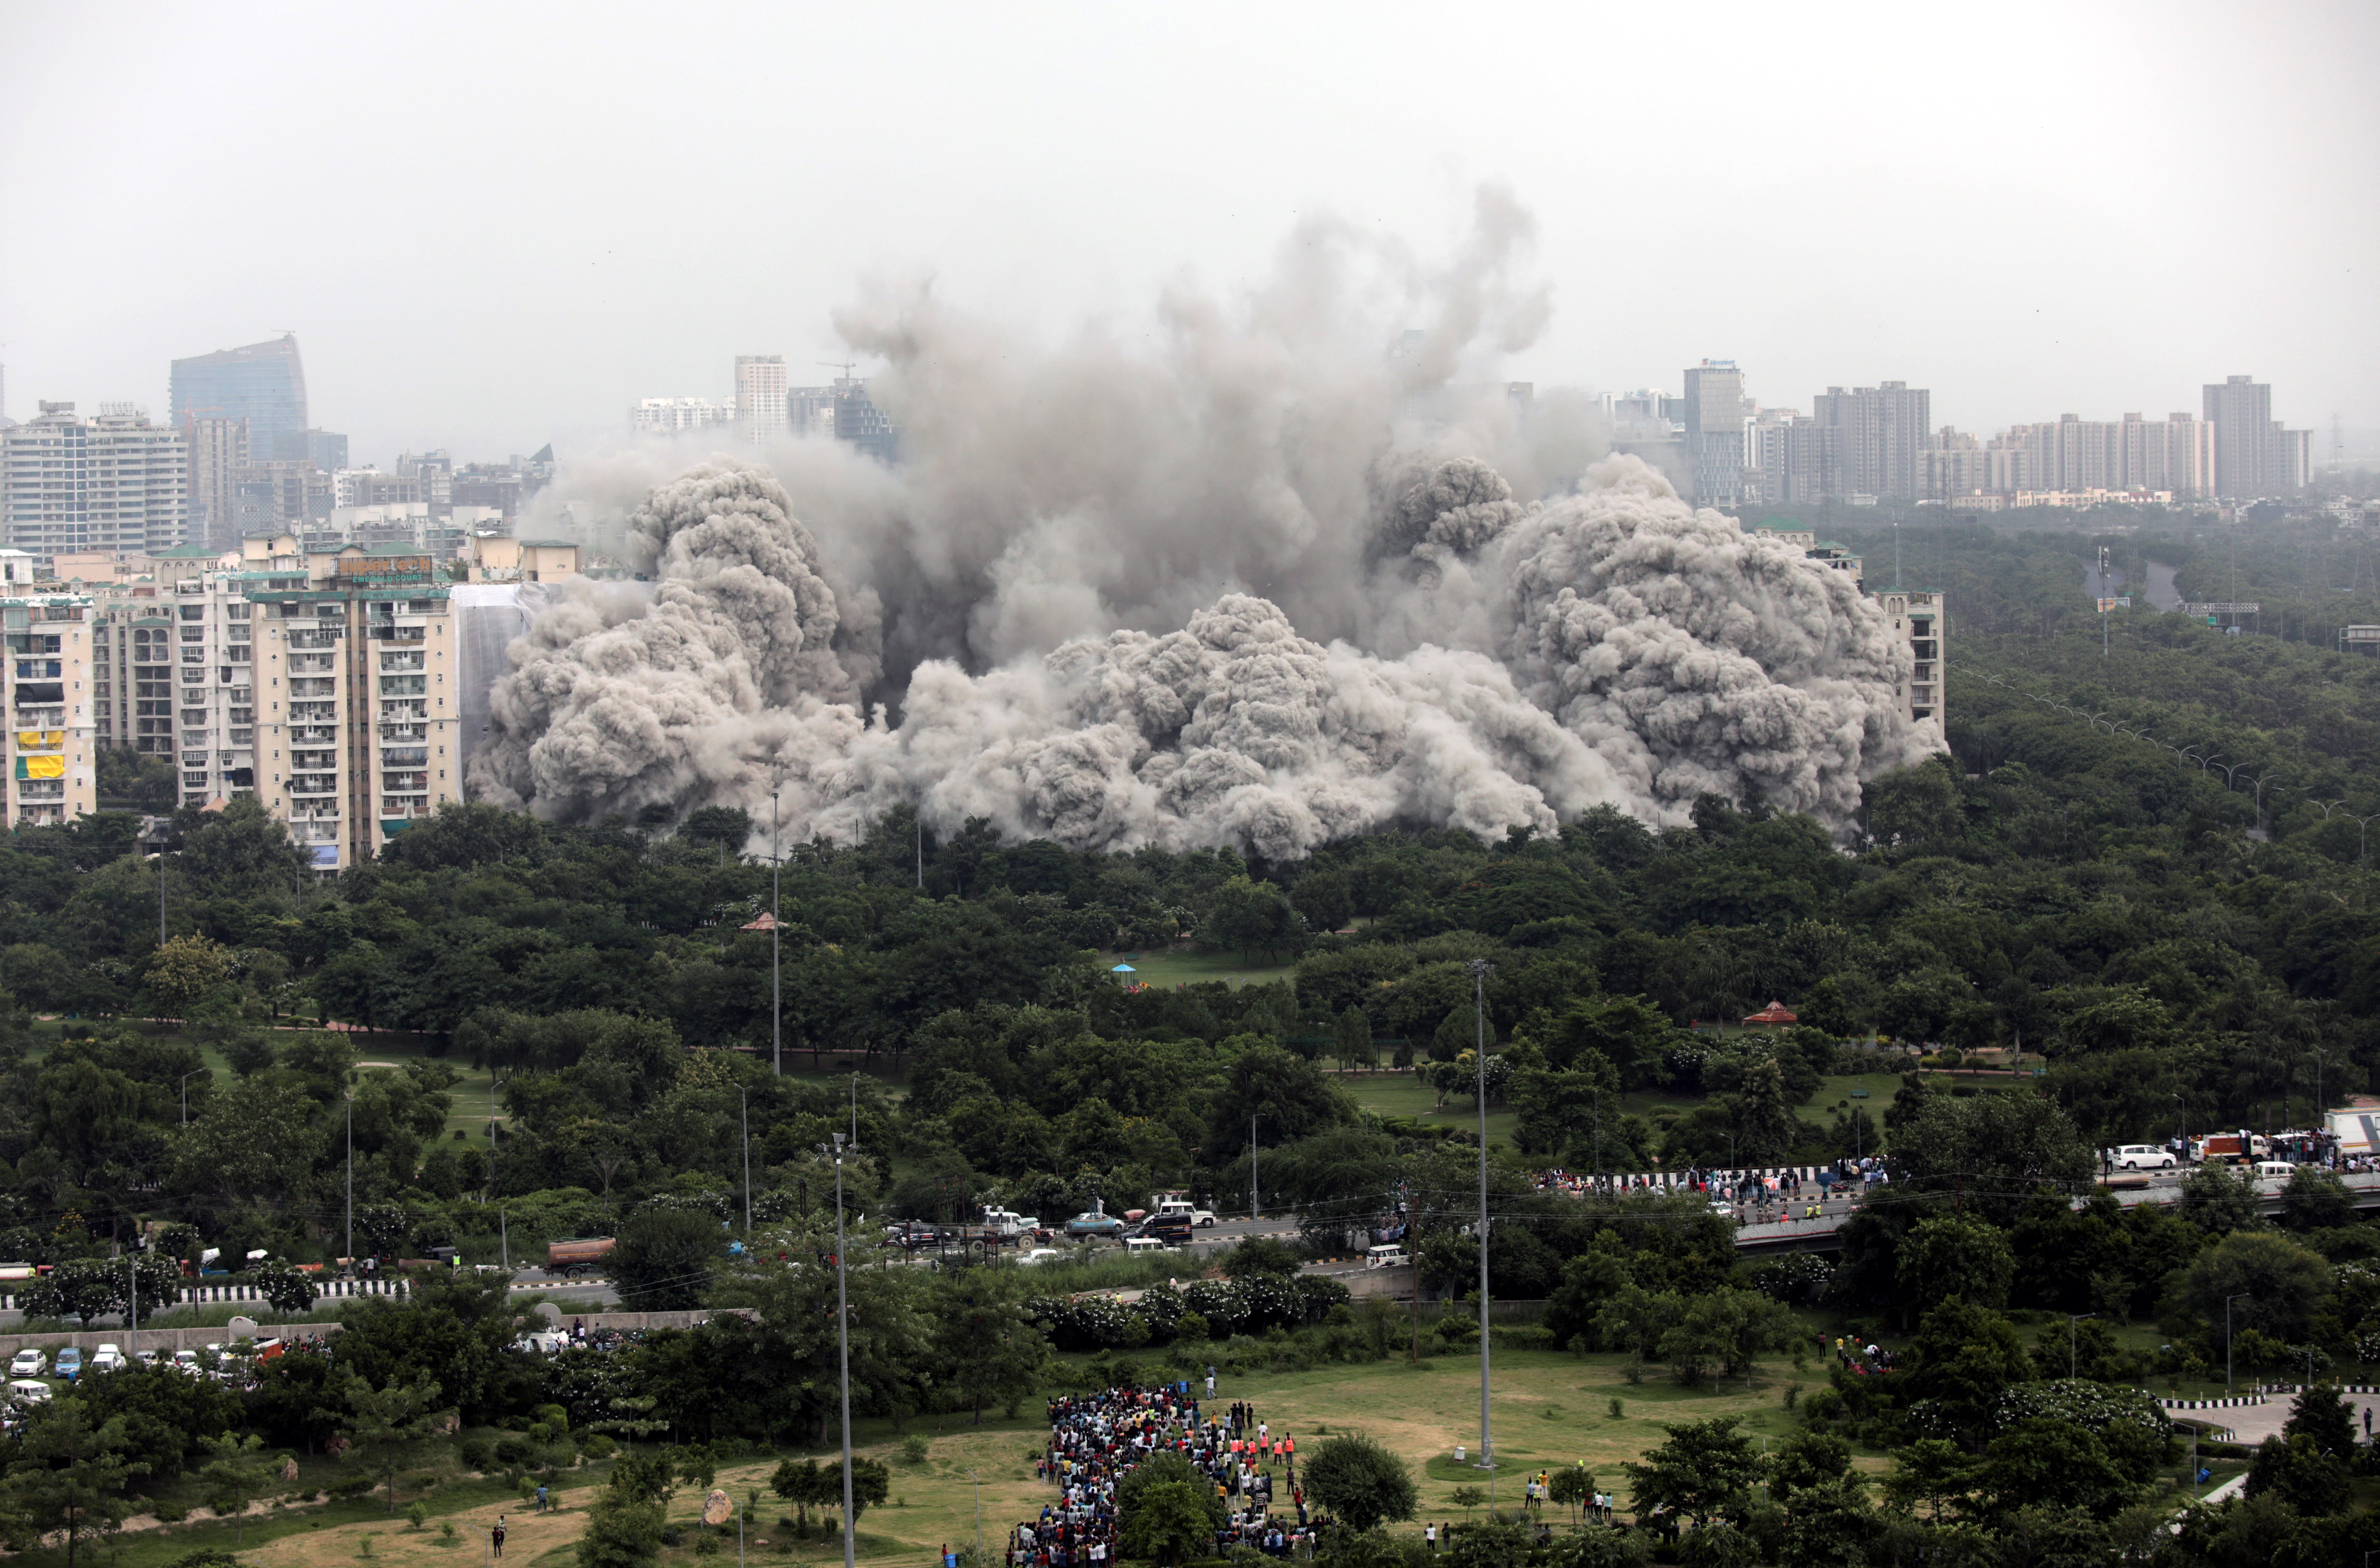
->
[491,1516,507,1558]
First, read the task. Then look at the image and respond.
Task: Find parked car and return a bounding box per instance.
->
[7,1350,43,1379]
[2253,1161,2297,1179]
[1153,1198,1217,1228]
[1709,1200,1738,1221]
[6,1379,51,1407]
[2111,1144,2178,1171]
[133,1350,159,1368]
[1364,1245,1409,1270]
[1064,1211,1126,1239]
[52,1347,82,1382]
[169,1350,204,1376]
[1123,1236,1172,1255]
[89,1344,125,1373]
[1015,1249,1065,1268]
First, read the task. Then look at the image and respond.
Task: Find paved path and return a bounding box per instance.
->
[2205,1389,2380,1446]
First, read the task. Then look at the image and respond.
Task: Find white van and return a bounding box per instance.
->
[2111,1145,2177,1171]
[2253,1161,2296,1179]
[6,1379,51,1406]
[1364,1245,1409,1270]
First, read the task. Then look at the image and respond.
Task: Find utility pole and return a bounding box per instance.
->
[2227,1294,2249,1396]
[346,1094,354,1264]
[1468,957,1496,1478]
[1249,1114,1261,1220]
[741,1086,753,1236]
[828,1132,857,1568]
[127,1254,138,1361]
[771,790,782,1076]
[2099,544,2111,657]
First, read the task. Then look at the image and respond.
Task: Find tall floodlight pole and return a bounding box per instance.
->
[1467,957,1495,1477]
[771,790,782,1076]
[1249,1114,1261,1221]
[829,1133,856,1568]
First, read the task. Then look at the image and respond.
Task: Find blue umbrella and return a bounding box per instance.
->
[1111,964,1137,973]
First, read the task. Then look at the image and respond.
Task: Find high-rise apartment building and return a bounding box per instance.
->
[633,397,739,435]
[735,356,789,445]
[185,416,249,550]
[2,402,190,557]
[831,379,899,465]
[4,591,97,826]
[2202,375,2311,497]
[170,335,309,464]
[1681,361,1747,507]
[1812,382,1930,502]
[1871,588,1945,725]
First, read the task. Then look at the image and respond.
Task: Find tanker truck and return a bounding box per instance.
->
[546,1238,617,1277]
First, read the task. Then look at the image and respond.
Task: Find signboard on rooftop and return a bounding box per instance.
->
[335,555,435,584]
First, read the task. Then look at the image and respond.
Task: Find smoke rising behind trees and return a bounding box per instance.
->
[472,198,1935,854]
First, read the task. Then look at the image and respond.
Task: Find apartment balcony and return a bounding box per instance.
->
[11,660,62,679]
[380,747,430,768]
[290,725,339,744]
[291,678,337,698]
[290,653,336,673]
[368,625,427,643]
[1912,640,1939,659]
[15,807,65,827]
[228,729,253,746]
[378,724,428,742]
[378,675,427,697]
[381,771,430,792]
[290,702,337,722]
[288,776,340,798]
[378,652,426,673]
[288,631,341,651]
[15,782,66,802]
[380,796,431,816]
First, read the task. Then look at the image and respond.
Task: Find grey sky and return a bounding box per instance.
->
[4,0,2374,465]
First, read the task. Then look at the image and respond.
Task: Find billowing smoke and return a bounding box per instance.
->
[470,194,1938,853]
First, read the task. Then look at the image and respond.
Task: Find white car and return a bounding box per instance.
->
[7,1350,44,1379]
[2112,1144,2178,1171]
[1364,1245,1409,1270]
[6,1379,51,1407]
[1016,1249,1065,1267]
[1123,1236,1173,1255]
[133,1350,159,1368]
[169,1350,204,1375]
[89,1345,125,1373]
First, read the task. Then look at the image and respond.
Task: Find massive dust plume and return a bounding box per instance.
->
[470,193,1938,855]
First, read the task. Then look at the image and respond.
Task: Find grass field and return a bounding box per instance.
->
[1347,1072,1519,1147]
[29,1336,2247,1568]
[1098,949,1297,991]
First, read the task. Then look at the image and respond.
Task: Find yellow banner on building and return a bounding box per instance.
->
[13,755,66,780]
[14,731,65,750]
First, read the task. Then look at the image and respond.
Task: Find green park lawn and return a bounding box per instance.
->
[1098,949,1297,991]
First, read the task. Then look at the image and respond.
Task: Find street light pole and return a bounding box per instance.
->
[830,1132,856,1568]
[1467,957,1495,1477]
[741,1086,752,1236]
[346,1093,354,1265]
[1250,1114,1261,1221]
[771,790,781,1076]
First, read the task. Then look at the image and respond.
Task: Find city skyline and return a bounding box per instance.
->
[3,4,2374,461]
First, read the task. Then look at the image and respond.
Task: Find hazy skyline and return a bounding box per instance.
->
[4,1,2375,465]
